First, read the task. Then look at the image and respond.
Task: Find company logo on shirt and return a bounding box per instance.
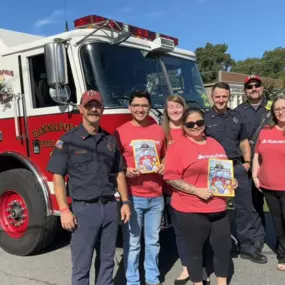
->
[198,154,227,160]
[129,140,161,147]
[261,139,285,144]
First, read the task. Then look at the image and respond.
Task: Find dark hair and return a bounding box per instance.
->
[182,107,205,136]
[129,90,152,105]
[270,95,285,126]
[212,82,230,92]
[182,107,205,125]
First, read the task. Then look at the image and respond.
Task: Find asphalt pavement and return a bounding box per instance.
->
[0,213,284,285]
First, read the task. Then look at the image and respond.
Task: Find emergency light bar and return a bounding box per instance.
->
[74,15,179,46]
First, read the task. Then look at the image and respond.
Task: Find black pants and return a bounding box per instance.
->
[262,189,285,263]
[165,196,188,266]
[71,200,118,285]
[174,210,232,283]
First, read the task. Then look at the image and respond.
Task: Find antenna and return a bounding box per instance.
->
[63,0,69,31]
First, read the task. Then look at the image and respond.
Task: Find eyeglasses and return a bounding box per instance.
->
[185,120,205,129]
[130,104,150,110]
[274,107,285,113]
[245,83,261,90]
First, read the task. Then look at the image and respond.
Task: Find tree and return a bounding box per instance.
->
[262,47,285,82]
[231,47,285,99]
[231,58,263,75]
[195,43,235,84]
[231,47,285,83]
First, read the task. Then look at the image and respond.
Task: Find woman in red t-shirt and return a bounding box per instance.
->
[164,107,237,285]
[162,95,210,285]
[252,96,285,271]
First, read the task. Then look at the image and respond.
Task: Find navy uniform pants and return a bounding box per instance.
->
[71,200,118,285]
[233,164,257,253]
[250,175,266,244]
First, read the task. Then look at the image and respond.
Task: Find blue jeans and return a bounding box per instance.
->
[123,196,164,285]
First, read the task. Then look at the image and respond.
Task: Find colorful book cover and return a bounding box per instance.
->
[208,158,235,197]
[132,139,160,173]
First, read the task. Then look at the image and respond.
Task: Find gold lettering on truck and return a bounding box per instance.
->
[32,123,77,148]
[32,123,76,138]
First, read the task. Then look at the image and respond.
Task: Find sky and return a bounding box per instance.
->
[1,0,285,61]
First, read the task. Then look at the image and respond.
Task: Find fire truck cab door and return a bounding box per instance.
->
[19,48,77,173]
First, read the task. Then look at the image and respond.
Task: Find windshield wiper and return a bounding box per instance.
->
[185,100,207,111]
[74,19,131,47]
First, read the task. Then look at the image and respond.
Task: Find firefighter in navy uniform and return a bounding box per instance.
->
[235,75,272,254]
[47,90,131,285]
[205,82,267,264]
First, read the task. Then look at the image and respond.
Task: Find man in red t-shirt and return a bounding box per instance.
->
[115,91,165,285]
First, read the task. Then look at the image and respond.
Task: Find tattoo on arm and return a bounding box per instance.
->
[167,180,196,195]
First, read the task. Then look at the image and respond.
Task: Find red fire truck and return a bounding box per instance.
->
[0,15,210,256]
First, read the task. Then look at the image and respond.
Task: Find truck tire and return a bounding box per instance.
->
[0,168,57,256]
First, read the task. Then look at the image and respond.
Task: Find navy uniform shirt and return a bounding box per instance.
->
[47,124,125,200]
[205,108,248,159]
[234,97,272,140]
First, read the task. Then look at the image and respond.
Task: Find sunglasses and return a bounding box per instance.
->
[245,82,261,90]
[185,120,205,129]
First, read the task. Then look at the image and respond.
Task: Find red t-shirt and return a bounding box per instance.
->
[115,121,165,197]
[255,126,285,191]
[164,128,184,195]
[167,127,184,145]
[164,136,227,213]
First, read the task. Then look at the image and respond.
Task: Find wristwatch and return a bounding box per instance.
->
[122,200,131,206]
[244,161,251,165]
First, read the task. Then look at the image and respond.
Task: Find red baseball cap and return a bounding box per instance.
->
[244,75,262,85]
[80,90,103,106]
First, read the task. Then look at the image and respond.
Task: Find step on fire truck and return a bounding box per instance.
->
[0,14,210,256]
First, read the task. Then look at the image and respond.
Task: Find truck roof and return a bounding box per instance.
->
[0,29,43,54]
[0,28,196,60]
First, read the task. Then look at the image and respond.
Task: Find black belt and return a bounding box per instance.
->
[73,196,116,204]
[230,157,241,166]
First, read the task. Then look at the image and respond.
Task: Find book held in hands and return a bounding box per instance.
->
[208,158,235,197]
[132,139,160,173]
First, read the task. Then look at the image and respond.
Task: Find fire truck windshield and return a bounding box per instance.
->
[80,42,209,109]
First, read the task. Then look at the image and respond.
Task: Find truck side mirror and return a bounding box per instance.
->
[44,41,70,104]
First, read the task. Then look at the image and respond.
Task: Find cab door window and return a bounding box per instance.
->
[29,54,76,108]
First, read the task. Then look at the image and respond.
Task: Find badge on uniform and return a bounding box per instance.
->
[107,141,114,152]
[233,116,239,124]
[55,140,64,149]
[75,150,88,155]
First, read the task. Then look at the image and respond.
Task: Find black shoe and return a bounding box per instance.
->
[174,276,190,285]
[203,280,210,285]
[255,240,264,253]
[240,251,268,264]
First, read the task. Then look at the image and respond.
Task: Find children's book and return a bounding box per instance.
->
[208,158,235,197]
[132,139,160,173]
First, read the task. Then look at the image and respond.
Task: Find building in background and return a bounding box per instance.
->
[204,71,284,108]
